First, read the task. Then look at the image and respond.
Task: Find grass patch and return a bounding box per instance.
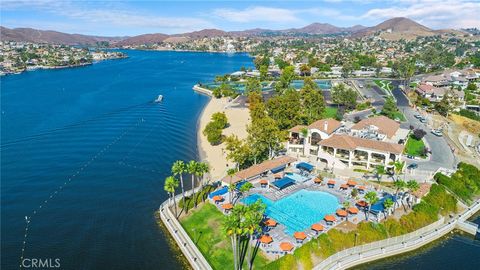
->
[434,162,480,204]
[322,107,338,119]
[392,111,406,121]
[374,79,393,95]
[180,202,269,269]
[179,185,216,212]
[404,134,426,157]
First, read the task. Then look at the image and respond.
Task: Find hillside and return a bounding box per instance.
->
[355,17,436,40]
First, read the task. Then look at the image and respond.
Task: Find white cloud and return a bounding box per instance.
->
[361,0,480,29]
[212,6,301,23]
[1,0,215,34]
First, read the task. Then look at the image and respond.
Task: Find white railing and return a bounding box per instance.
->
[314,217,447,270]
[159,191,213,270]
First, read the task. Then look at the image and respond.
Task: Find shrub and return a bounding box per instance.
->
[413,128,426,140]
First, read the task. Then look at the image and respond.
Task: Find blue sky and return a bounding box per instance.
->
[1,0,479,36]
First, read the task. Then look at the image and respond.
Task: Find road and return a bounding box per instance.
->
[391,82,456,171]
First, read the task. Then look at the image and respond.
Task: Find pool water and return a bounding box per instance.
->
[290,80,331,90]
[242,190,339,235]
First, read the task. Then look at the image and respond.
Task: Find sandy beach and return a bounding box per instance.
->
[197,96,250,180]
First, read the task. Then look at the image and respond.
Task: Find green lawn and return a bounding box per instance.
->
[392,111,407,122]
[323,107,338,119]
[180,202,269,270]
[373,80,393,95]
[404,134,426,157]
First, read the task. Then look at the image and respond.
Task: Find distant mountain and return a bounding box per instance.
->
[354,17,436,40]
[0,26,124,45]
[0,18,468,45]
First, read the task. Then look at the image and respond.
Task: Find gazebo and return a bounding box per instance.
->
[265,219,277,227]
[259,179,268,188]
[347,179,357,187]
[348,207,359,215]
[327,180,336,188]
[339,184,348,190]
[356,200,368,209]
[314,177,322,184]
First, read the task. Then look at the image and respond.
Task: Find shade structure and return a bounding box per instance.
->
[327,180,336,185]
[279,242,294,252]
[222,203,233,210]
[293,232,307,240]
[311,223,324,231]
[356,200,367,207]
[274,173,282,179]
[340,184,348,189]
[296,162,314,172]
[272,177,295,190]
[259,179,268,185]
[348,207,359,214]
[347,179,357,186]
[357,185,366,190]
[259,235,273,244]
[314,177,322,183]
[212,195,223,202]
[265,219,277,227]
[324,215,337,222]
[336,209,348,217]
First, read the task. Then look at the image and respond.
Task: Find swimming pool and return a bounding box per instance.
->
[242,190,339,235]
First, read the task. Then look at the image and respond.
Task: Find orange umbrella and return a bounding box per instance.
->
[324,215,337,222]
[279,242,294,252]
[328,180,336,185]
[357,185,366,190]
[340,184,348,189]
[293,232,307,240]
[336,209,348,217]
[265,219,277,227]
[314,177,322,183]
[356,200,367,207]
[348,207,359,214]
[222,203,233,210]
[311,223,324,231]
[259,235,273,244]
[274,173,282,179]
[213,195,223,202]
[259,179,268,185]
[347,179,357,186]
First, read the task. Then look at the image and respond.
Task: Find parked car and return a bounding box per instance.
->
[419,118,427,123]
[431,129,443,137]
[407,163,418,169]
[406,155,414,159]
[414,114,422,119]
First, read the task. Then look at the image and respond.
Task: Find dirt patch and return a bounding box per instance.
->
[449,114,480,134]
[335,220,358,232]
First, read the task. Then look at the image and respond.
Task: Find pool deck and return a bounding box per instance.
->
[210,171,409,259]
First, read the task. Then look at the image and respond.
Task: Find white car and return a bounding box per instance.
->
[431,129,443,137]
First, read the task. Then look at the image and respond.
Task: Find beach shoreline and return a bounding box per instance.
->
[196,95,250,181]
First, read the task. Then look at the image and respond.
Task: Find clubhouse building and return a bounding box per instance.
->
[287,116,408,170]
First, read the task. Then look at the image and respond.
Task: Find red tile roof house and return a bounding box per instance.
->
[416,83,465,103]
[287,116,405,170]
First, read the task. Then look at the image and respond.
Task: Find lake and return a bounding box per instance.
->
[1,50,253,269]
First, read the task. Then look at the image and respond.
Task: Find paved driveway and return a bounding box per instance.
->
[392,83,456,172]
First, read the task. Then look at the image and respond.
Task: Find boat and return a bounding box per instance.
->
[154,95,163,102]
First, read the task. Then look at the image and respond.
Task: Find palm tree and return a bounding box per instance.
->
[342,201,351,221]
[406,180,420,208]
[383,198,394,219]
[164,176,179,217]
[228,183,236,204]
[374,165,385,183]
[393,180,406,212]
[171,160,186,214]
[299,127,309,156]
[223,207,242,270]
[197,162,210,203]
[365,191,378,221]
[244,201,266,270]
[187,160,199,210]
[390,160,405,182]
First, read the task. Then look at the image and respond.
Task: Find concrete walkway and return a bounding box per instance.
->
[159,191,213,270]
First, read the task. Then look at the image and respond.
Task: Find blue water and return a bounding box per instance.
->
[1,50,253,269]
[243,190,339,235]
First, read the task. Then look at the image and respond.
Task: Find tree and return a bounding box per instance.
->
[223,205,242,270]
[300,127,309,156]
[391,160,405,182]
[365,191,379,221]
[254,55,269,70]
[383,198,394,218]
[247,114,282,162]
[300,78,326,122]
[171,160,186,215]
[435,96,450,117]
[203,122,223,145]
[393,180,406,212]
[276,65,295,93]
[331,83,358,110]
[186,160,199,210]
[211,112,228,129]
[244,201,266,270]
[164,176,179,217]
[413,128,426,140]
[259,65,268,81]
[228,183,236,204]
[266,89,301,129]
[342,201,351,221]
[197,162,210,203]
[341,60,353,79]
[300,64,310,76]
[396,58,416,92]
[406,180,420,207]
[374,165,385,183]
[225,135,253,169]
[245,77,261,95]
[381,97,399,120]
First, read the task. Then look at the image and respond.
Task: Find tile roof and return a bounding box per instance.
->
[351,115,400,138]
[308,118,342,135]
[319,134,404,154]
[289,125,307,133]
[221,156,296,183]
